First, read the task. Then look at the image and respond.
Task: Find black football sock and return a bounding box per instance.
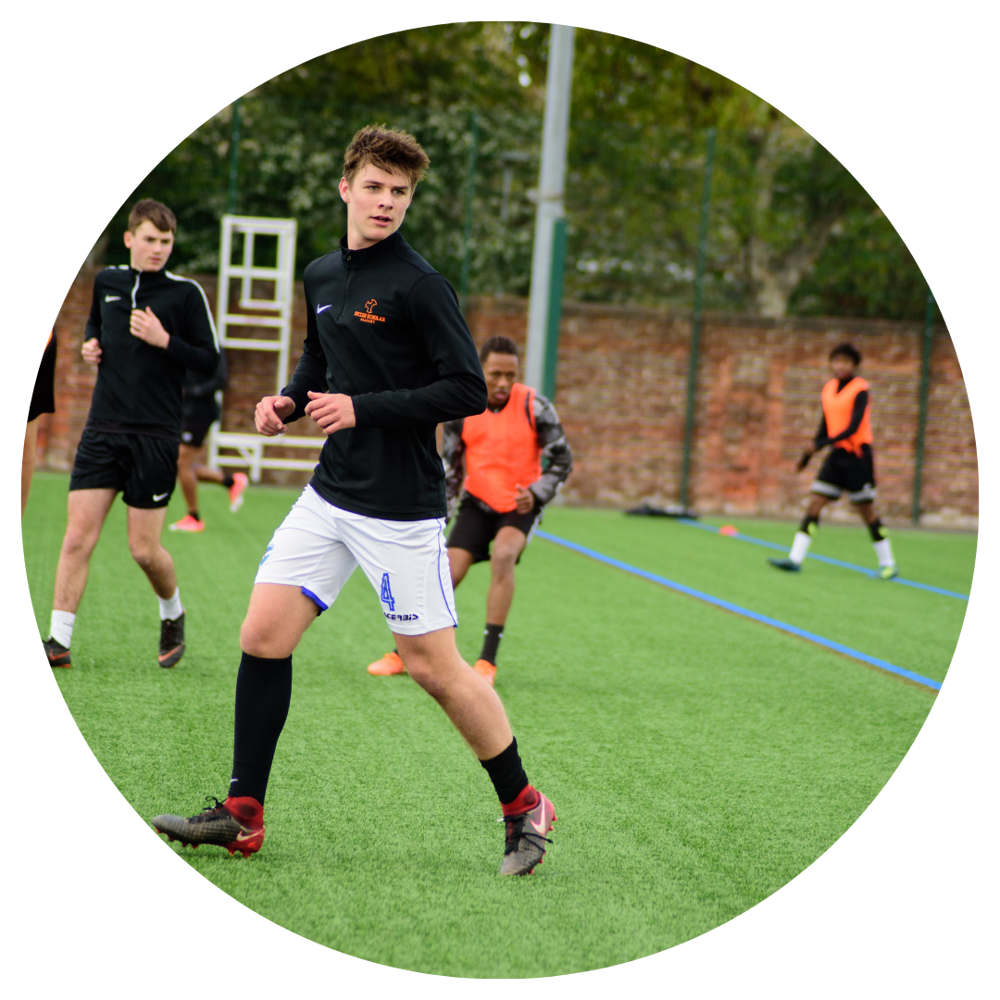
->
[480,736,529,806]
[480,623,504,664]
[229,652,293,805]
[222,472,235,489]
[188,510,201,522]
[798,513,819,536]
[868,518,886,542]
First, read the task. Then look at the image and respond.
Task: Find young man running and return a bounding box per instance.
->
[169,351,249,532]
[152,126,557,877]
[368,335,572,685]
[43,200,219,669]
[769,342,897,578]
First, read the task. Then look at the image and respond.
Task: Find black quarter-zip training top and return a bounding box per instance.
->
[281,231,488,520]
[84,265,219,438]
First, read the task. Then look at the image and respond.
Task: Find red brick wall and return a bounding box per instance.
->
[39,272,977,526]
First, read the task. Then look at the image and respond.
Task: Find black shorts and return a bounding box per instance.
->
[70,429,179,509]
[446,495,543,564]
[180,400,219,448]
[812,445,877,504]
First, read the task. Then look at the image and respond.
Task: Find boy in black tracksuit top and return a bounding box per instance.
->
[43,199,218,670]
[152,126,557,877]
[283,231,485,517]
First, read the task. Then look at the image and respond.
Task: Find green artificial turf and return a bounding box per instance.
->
[23,473,974,978]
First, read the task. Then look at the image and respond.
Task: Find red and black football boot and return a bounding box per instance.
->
[498,786,556,876]
[152,795,264,858]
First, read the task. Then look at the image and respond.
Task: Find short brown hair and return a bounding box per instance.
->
[127,199,177,234]
[343,125,430,191]
[479,335,519,363]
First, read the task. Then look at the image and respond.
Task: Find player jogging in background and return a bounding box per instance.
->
[769,342,897,579]
[368,334,572,685]
[23,329,58,517]
[152,126,557,877]
[169,350,248,532]
[42,199,219,669]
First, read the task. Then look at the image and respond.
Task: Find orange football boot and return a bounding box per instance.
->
[367,651,405,676]
[473,658,497,686]
[169,514,205,532]
[228,472,249,513]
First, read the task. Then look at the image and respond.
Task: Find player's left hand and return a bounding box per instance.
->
[796,448,815,472]
[305,391,356,434]
[514,484,535,514]
[130,306,170,349]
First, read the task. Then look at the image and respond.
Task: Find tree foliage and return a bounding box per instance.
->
[93,22,927,320]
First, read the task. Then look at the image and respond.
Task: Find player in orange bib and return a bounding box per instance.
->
[367,335,572,684]
[769,342,897,579]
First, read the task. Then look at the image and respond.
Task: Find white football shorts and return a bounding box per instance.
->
[254,485,458,636]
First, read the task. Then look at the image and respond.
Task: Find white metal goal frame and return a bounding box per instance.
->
[207,214,323,482]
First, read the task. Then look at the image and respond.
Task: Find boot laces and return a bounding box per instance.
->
[500,814,552,856]
[188,796,229,824]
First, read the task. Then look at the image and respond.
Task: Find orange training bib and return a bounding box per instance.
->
[821,376,873,456]
[461,382,541,513]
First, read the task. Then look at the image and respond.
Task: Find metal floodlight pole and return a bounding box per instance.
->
[227,97,243,215]
[679,126,717,512]
[912,288,936,524]
[525,24,575,392]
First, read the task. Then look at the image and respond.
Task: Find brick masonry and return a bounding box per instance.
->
[37,271,978,527]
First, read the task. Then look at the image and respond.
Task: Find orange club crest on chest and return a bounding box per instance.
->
[354,298,386,324]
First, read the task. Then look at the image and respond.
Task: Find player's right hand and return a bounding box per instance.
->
[795,448,815,472]
[82,337,102,365]
[255,395,295,436]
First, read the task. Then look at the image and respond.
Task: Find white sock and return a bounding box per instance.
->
[49,610,75,648]
[789,531,812,565]
[158,588,183,621]
[873,538,894,568]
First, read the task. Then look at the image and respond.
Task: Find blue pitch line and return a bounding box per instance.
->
[676,518,969,601]
[536,530,942,692]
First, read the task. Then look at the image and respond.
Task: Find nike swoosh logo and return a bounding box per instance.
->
[316,304,332,314]
[105,295,121,302]
[529,801,550,836]
[235,829,258,842]
[152,492,169,501]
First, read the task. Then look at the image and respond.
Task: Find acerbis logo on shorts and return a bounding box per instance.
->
[384,612,419,622]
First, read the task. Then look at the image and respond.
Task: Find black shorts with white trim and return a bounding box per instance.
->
[811,445,877,504]
[446,494,542,564]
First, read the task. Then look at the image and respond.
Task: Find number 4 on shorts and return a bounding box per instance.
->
[380,572,395,612]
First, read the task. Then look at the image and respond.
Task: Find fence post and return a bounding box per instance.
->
[227,97,242,215]
[679,127,717,512]
[912,289,936,524]
[542,217,568,401]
